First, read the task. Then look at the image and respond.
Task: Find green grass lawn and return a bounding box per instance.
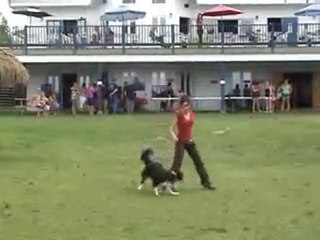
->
[0,113,319,240]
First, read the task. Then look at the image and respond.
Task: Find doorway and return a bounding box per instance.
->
[62,74,77,109]
[179,17,190,35]
[283,73,313,108]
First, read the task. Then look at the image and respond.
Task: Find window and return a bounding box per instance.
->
[179,17,190,34]
[232,72,241,88]
[218,20,238,34]
[14,83,27,99]
[152,0,165,3]
[122,0,135,3]
[63,20,77,34]
[123,22,136,34]
[152,16,166,26]
[152,16,167,35]
[243,72,252,82]
[130,21,136,34]
[267,18,282,32]
[151,72,168,98]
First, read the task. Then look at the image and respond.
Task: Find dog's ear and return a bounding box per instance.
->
[140,149,147,160]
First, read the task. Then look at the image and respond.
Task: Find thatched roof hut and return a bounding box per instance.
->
[0,47,29,87]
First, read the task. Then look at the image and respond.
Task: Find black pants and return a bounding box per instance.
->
[171,141,211,186]
[197,29,203,47]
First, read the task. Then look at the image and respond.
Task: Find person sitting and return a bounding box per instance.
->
[232,84,241,111]
[149,27,170,48]
[35,90,50,117]
[49,93,60,115]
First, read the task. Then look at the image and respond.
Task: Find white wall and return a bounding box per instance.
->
[14,0,318,27]
[196,0,313,4]
[25,62,320,111]
[192,68,221,110]
[26,63,97,99]
[24,63,222,111]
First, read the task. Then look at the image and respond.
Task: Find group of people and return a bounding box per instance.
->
[31,89,60,117]
[70,80,137,116]
[229,79,292,113]
[251,79,292,113]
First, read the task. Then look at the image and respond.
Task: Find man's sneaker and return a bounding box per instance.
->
[204,185,216,190]
[202,182,216,190]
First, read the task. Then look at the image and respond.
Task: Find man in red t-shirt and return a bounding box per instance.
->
[170,95,215,190]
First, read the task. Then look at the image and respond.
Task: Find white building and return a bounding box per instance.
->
[7,0,320,110]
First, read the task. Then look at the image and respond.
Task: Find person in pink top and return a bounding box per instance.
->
[85,84,95,116]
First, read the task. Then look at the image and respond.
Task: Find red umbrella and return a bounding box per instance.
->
[202,4,242,17]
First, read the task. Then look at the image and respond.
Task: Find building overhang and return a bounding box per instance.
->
[17,54,320,64]
[10,0,92,8]
[196,0,311,5]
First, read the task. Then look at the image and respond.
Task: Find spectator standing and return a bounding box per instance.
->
[233,84,241,111]
[243,84,251,110]
[85,83,95,116]
[109,81,119,114]
[251,81,261,113]
[124,81,136,114]
[71,82,80,116]
[196,13,204,48]
[281,79,292,112]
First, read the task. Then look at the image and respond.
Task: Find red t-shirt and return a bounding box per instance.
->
[177,111,195,143]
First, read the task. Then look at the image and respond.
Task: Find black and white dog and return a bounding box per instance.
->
[137,148,183,196]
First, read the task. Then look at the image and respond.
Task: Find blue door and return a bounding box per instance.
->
[282,17,298,45]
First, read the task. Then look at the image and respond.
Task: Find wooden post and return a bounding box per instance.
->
[24,25,28,55]
[171,24,175,54]
[312,72,320,109]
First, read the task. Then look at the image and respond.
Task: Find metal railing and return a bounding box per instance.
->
[2,23,320,54]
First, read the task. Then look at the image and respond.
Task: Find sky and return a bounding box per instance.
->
[0,0,27,27]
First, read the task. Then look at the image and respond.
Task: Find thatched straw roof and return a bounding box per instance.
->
[0,47,29,87]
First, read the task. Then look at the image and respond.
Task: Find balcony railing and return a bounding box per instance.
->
[2,24,320,54]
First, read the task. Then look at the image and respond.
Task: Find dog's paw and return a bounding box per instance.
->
[137,185,143,191]
[168,188,180,196]
[154,187,160,196]
[170,191,180,196]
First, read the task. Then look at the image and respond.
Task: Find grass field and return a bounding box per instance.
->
[0,113,319,240]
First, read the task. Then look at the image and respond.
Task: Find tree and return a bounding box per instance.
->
[0,16,12,46]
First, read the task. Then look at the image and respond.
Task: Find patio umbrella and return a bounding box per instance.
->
[202,4,243,17]
[201,5,243,102]
[12,7,52,25]
[100,5,146,22]
[295,4,320,16]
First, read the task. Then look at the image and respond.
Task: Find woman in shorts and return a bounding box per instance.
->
[251,80,261,113]
[71,82,79,116]
[85,83,95,116]
[281,79,292,112]
[265,81,275,113]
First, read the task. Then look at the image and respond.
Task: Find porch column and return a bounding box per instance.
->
[220,80,226,113]
[313,72,320,109]
[97,63,103,81]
